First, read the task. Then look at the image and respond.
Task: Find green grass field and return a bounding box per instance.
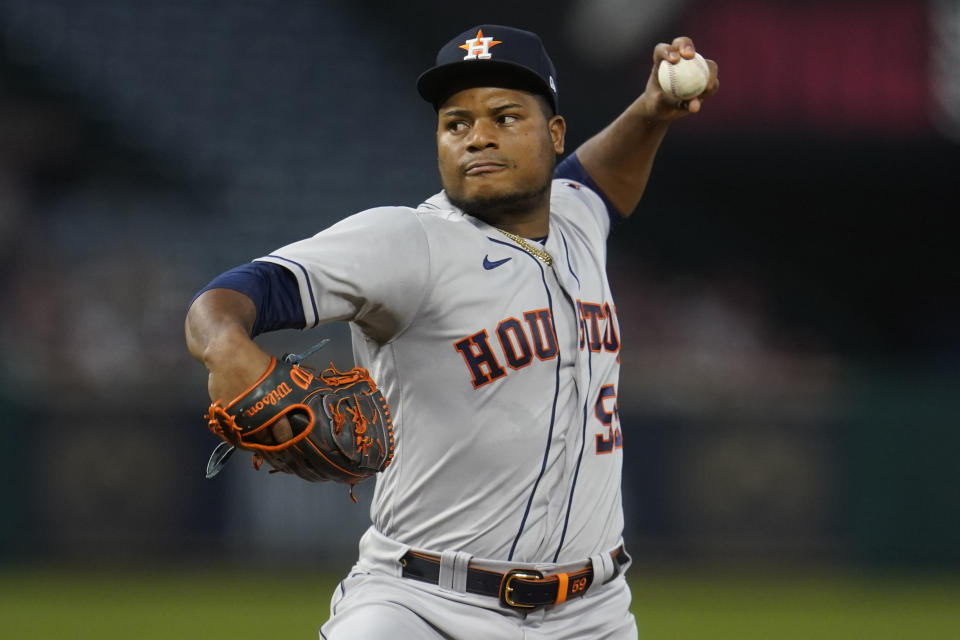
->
[1,567,958,639]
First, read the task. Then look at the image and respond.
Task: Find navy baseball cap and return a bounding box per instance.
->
[417,25,559,113]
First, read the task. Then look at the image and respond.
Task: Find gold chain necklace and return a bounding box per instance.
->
[496,228,553,266]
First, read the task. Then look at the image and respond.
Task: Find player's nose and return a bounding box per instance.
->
[465,118,498,151]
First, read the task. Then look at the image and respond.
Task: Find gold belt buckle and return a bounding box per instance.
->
[500,569,544,609]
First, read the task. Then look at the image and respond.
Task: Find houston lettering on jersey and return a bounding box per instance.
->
[576,301,620,352]
[453,309,557,388]
[453,302,619,388]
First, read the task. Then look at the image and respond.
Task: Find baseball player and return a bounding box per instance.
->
[185,25,718,639]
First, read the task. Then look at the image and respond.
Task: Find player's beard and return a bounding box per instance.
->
[447,177,552,224]
[446,151,557,225]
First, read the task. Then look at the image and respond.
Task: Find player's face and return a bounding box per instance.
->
[436,87,565,224]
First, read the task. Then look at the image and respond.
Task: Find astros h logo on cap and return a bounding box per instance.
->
[459,29,502,60]
[417,25,559,113]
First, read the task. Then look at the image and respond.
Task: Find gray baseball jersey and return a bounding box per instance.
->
[257,178,624,564]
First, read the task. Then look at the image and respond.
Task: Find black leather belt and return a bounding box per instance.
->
[400,546,629,610]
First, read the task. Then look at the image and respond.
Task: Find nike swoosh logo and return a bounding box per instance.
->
[483,255,512,270]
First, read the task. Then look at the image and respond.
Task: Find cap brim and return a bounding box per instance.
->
[417,60,556,112]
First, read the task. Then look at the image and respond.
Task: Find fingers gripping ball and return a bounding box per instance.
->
[657,52,709,101]
[205,356,395,499]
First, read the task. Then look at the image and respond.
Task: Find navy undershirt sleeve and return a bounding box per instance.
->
[192,262,305,336]
[554,153,625,226]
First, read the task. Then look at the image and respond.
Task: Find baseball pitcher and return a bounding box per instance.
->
[185,24,718,639]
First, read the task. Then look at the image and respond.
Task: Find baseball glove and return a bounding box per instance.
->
[204,345,395,500]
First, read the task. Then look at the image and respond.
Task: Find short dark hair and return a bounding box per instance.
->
[532,93,555,121]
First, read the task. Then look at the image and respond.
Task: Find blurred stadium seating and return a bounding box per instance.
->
[0,0,956,576]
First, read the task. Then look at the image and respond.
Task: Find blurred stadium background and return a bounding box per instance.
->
[0,0,957,637]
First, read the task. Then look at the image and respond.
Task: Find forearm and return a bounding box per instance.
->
[574,93,671,216]
[185,289,272,402]
[574,37,718,218]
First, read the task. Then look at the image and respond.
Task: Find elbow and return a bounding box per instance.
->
[184,295,211,364]
[183,288,257,367]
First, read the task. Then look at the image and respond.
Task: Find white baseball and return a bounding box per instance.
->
[657,52,709,101]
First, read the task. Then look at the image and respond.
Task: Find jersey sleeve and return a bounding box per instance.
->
[191,261,305,336]
[256,206,432,343]
[554,153,625,229]
[550,173,617,244]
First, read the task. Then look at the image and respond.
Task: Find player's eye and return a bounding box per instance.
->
[447,120,469,133]
[498,114,519,125]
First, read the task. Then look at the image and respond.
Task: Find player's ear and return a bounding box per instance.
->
[548,114,566,155]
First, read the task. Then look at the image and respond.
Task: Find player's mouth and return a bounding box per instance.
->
[463,160,507,176]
